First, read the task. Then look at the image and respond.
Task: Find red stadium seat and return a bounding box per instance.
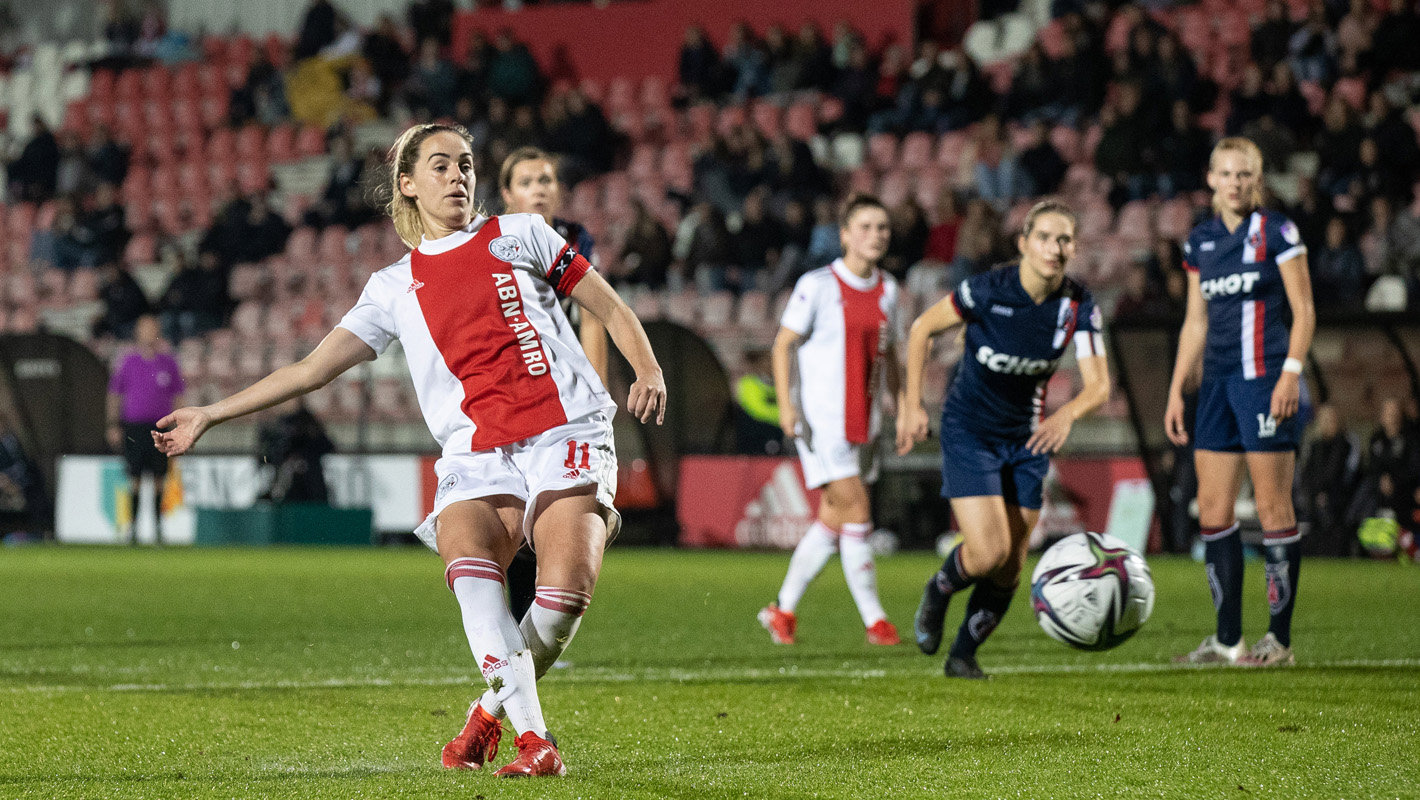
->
[295,125,326,158]
[628,143,658,181]
[750,102,783,139]
[899,132,934,170]
[847,166,875,194]
[1049,124,1082,164]
[784,101,817,141]
[265,124,298,162]
[235,125,265,161]
[141,66,172,101]
[735,290,768,328]
[715,104,748,137]
[1114,200,1155,245]
[867,132,898,173]
[115,69,141,101]
[1332,77,1367,111]
[936,130,970,171]
[684,103,716,141]
[173,62,201,100]
[606,77,635,114]
[578,78,605,106]
[1157,197,1197,241]
[123,233,158,266]
[877,169,911,209]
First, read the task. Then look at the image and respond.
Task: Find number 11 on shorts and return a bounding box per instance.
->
[564,440,591,470]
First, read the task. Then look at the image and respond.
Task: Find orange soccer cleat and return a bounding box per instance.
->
[757,604,797,644]
[866,618,901,646]
[441,703,503,770]
[494,731,567,778]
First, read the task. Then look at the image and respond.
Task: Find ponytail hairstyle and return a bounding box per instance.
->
[1208,137,1265,217]
[382,123,475,249]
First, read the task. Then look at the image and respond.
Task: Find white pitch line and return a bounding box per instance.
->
[3,658,1419,696]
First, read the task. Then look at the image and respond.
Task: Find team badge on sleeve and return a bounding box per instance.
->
[489,235,524,262]
[1280,220,1301,246]
[1090,305,1102,331]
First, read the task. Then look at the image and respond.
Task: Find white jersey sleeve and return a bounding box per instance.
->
[337,262,405,355]
[503,212,593,298]
[780,273,819,336]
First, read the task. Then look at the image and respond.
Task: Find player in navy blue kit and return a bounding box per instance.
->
[897,199,1111,678]
[1166,138,1314,667]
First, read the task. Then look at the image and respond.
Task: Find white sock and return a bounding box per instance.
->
[480,586,590,719]
[839,522,887,626]
[445,557,546,738]
[777,521,838,613]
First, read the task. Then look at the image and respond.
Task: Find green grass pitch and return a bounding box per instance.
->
[1,546,1417,799]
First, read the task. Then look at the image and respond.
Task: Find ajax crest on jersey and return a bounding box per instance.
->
[1030,531,1155,651]
[489,235,524,262]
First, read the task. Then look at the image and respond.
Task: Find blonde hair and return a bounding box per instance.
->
[1021,197,1076,237]
[1208,137,1265,216]
[384,123,475,248]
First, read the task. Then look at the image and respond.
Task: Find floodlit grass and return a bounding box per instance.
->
[1,546,1417,799]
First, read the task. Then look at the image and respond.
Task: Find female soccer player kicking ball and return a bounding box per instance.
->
[153,124,666,776]
[897,199,1110,678]
[757,194,903,647]
[1166,137,1313,667]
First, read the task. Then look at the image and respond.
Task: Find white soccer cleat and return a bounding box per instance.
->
[1173,634,1246,665]
[1241,632,1295,667]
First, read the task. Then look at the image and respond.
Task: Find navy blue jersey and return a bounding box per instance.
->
[1183,211,1306,381]
[553,217,595,262]
[941,264,1104,440]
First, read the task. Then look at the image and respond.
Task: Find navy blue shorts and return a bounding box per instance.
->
[1194,375,1301,453]
[939,421,1048,509]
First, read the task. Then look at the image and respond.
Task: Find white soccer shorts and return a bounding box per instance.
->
[415,409,620,550]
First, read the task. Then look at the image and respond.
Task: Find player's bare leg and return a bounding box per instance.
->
[1177,450,1249,664]
[1243,450,1299,666]
[945,503,1035,678]
[916,495,1009,656]
[436,496,542,771]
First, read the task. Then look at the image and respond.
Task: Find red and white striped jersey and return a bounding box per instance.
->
[780,259,901,444]
[338,214,615,454]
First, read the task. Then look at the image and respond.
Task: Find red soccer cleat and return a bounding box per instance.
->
[866,618,901,646]
[493,731,567,778]
[441,703,503,770]
[757,604,797,644]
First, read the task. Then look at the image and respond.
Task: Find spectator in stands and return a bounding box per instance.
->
[1113,260,1171,320]
[86,125,129,188]
[960,114,1026,210]
[677,25,719,103]
[256,400,335,504]
[1252,0,1296,75]
[1372,0,1420,74]
[764,25,808,96]
[92,261,151,341]
[1287,174,1332,249]
[229,54,289,127]
[1005,43,1055,124]
[1361,93,1420,202]
[947,198,1003,280]
[1094,83,1151,206]
[233,192,293,265]
[158,250,230,344]
[81,182,130,267]
[1314,96,1363,198]
[1246,115,1299,178]
[804,196,843,270]
[1048,22,1101,122]
[686,202,740,293]
[621,198,673,289]
[723,22,769,100]
[487,29,542,107]
[54,131,90,198]
[1355,397,1420,531]
[764,131,823,203]
[1311,216,1366,309]
[1156,100,1211,198]
[1145,32,1198,114]
[1227,64,1270,136]
[306,134,366,229]
[547,88,616,179]
[885,197,928,278]
[1354,138,1410,208]
[363,14,410,113]
[294,0,338,61]
[1265,63,1312,142]
[405,37,459,120]
[769,198,814,292]
[1018,119,1067,197]
[1336,0,1378,74]
[5,117,59,203]
[829,40,876,130]
[792,23,833,93]
[33,195,91,271]
[1288,0,1339,85]
[1301,403,1361,555]
[923,190,963,268]
[733,186,783,278]
[407,0,455,48]
[1360,195,1395,279]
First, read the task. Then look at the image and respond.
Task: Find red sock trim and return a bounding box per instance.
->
[445,557,505,591]
[533,586,591,615]
[1200,523,1239,542]
[1262,527,1300,545]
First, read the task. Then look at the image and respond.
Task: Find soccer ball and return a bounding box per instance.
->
[1030,531,1155,651]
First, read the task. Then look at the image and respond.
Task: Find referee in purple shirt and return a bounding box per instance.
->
[106,314,185,544]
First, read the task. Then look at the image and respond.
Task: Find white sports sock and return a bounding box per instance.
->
[777,521,838,613]
[480,586,590,719]
[839,522,887,626]
[445,558,546,738]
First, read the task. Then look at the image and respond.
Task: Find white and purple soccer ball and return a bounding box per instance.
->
[1030,531,1155,651]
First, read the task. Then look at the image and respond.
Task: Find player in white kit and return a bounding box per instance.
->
[152,124,666,778]
[758,194,903,647]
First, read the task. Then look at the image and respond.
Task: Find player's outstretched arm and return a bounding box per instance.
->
[896,293,963,455]
[1027,353,1110,455]
[1271,253,1314,422]
[1164,271,1208,446]
[569,271,666,425]
[152,328,376,456]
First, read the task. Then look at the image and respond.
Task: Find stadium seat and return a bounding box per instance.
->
[699,290,735,332]
[935,130,969,171]
[122,233,157,266]
[295,125,326,158]
[235,125,265,161]
[1156,197,1196,241]
[266,124,298,162]
[1332,77,1367,111]
[847,166,876,195]
[829,132,865,170]
[715,104,748,137]
[115,69,141,101]
[784,101,818,141]
[1049,124,1082,164]
[684,103,716,141]
[877,169,911,209]
[750,102,783,139]
[899,132,934,171]
[867,132,898,173]
[1113,200,1155,245]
